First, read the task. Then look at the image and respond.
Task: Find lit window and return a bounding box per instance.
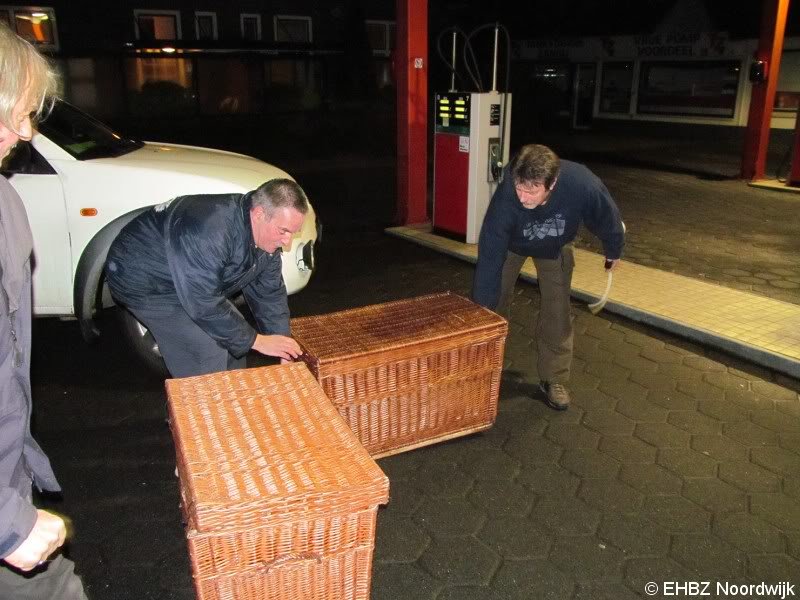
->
[134,9,181,42]
[195,11,217,41]
[241,14,261,41]
[637,61,739,118]
[366,20,395,57]
[774,91,800,112]
[1,6,59,49]
[274,15,312,43]
[775,51,800,112]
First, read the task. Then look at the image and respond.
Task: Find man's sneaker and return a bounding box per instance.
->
[539,381,571,411]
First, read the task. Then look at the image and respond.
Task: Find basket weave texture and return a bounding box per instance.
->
[291,292,508,458]
[166,362,389,600]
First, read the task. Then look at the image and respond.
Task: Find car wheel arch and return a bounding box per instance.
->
[73,207,149,343]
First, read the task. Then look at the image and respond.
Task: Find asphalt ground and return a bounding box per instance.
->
[23,128,800,599]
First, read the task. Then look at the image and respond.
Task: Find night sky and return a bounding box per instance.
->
[428,0,799,39]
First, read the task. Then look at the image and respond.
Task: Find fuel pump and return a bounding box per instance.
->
[432,23,512,243]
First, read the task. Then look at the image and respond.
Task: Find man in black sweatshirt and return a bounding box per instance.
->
[472,144,625,411]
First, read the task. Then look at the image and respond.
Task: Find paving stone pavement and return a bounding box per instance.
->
[30,230,800,600]
[19,115,800,600]
[353,237,800,600]
[572,167,800,306]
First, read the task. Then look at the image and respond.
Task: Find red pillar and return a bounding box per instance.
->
[395,0,428,225]
[740,0,790,180]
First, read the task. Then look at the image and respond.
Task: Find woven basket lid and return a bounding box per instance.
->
[291,292,507,364]
[166,362,389,533]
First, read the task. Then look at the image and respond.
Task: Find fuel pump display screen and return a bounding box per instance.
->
[435,93,470,133]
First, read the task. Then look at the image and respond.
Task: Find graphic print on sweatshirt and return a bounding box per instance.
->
[523,213,565,240]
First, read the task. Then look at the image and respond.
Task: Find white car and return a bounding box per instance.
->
[2,100,318,371]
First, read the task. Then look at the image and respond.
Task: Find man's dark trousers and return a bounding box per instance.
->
[496,245,575,384]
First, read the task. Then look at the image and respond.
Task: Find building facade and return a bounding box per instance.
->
[0,1,396,119]
[516,31,799,131]
[5,1,796,135]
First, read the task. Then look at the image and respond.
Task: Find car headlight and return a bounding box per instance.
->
[296,240,315,272]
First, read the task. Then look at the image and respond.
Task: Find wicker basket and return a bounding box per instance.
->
[291,292,508,458]
[166,362,390,600]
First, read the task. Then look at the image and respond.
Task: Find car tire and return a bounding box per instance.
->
[117,308,169,377]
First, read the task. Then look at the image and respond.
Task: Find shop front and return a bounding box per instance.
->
[517,31,800,131]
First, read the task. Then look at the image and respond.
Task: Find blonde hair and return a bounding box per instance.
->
[0,22,58,132]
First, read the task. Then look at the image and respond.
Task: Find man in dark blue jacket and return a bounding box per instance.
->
[106,178,308,378]
[472,144,624,411]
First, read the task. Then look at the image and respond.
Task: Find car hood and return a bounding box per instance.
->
[98,141,291,184]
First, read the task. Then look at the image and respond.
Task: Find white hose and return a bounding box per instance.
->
[587,270,613,314]
[587,221,625,315]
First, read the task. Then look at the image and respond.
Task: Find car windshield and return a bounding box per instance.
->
[36,100,144,160]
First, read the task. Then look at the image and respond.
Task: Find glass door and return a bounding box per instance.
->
[573,63,596,129]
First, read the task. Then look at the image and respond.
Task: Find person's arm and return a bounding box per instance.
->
[582,175,625,262]
[472,184,514,309]
[242,252,290,336]
[0,487,37,562]
[242,253,302,361]
[166,210,257,359]
[250,334,302,362]
[3,509,66,571]
[0,413,63,570]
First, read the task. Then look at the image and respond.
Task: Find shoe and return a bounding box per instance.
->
[539,381,571,411]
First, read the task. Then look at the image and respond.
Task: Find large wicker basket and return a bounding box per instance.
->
[291,292,508,458]
[166,362,390,600]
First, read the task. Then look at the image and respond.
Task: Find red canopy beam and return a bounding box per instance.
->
[740,0,791,180]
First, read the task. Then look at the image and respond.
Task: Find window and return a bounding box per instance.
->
[599,62,634,114]
[273,15,312,43]
[266,59,308,87]
[1,6,59,50]
[125,57,195,116]
[134,9,181,42]
[196,58,256,114]
[64,58,98,109]
[775,50,800,112]
[195,11,217,41]
[528,63,572,115]
[366,20,395,57]
[775,91,800,112]
[263,58,321,111]
[62,57,123,118]
[241,13,261,41]
[637,61,739,118]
